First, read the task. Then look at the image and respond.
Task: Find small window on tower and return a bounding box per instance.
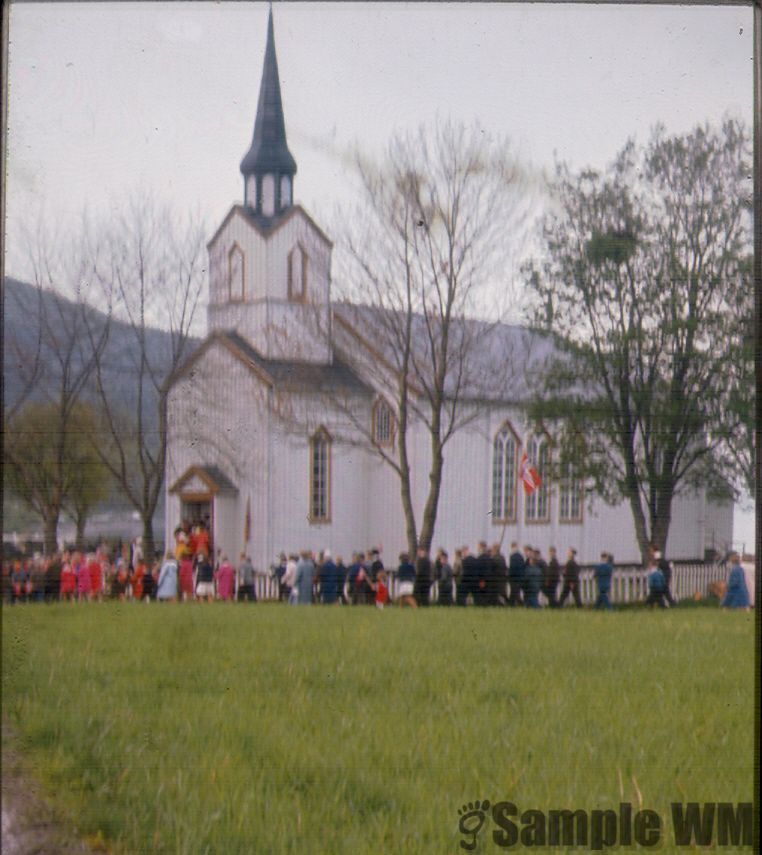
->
[228,244,245,302]
[288,245,308,302]
[280,175,292,208]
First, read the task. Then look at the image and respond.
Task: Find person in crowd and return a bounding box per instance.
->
[507,542,525,606]
[645,555,667,608]
[414,546,433,606]
[60,552,76,602]
[319,549,340,604]
[88,552,103,602]
[452,548,463,604]
[436,548,454,606]
[373,568,389,609]
[11,561,29,604]
[458,545,477,606]
[273,553,287,601]
[29,558,46,603]
[283,554,298,603]
[142,563,156,601]
[293,550,315,605]
[190,522,210,559]
[336,555,348,604]
[194,552,214,603]
[238,553,256,602]
[174,526,188,561]
[130,536,143,570]
[354,552,373,605]
[44,553,62,602]
[541,547,560,608]
[523,550,542,608]
[396,553,417,607]
[474,541,493,606]
[370,548,384,584]
[76,553,91,602]
[721,552,750,610]
[178,552,195,602]
[490,543,509,606]
[111,559,129,600]
[130,558,145,602]
[558,547,582,607]
[651,545,676,607]
[593,552,614,610]
[215,555,235,601]
[157,552,178,602]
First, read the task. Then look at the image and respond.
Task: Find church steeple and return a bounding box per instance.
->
[240,6,297,218]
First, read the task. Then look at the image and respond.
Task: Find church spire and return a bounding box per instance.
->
[240,6,297,218]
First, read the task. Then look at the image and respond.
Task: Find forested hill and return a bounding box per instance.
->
[3,276,202,419]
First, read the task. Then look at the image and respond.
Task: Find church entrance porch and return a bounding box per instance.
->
[169,465,239,564]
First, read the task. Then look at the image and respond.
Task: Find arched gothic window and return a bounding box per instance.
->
[288,244,308,302]
[491,423,518,522]
[309,428,331,523]
[372,399,395,446]
[525,432,551,522]
[559,460,583,522]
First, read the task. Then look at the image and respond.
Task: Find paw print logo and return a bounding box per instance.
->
[458,800,491,851]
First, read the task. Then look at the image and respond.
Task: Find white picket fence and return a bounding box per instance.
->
[250,561,729,605]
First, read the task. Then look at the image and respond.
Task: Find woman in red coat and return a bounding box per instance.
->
[178,556,194,601]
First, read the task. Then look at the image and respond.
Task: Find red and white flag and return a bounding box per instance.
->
[520,452,542,495]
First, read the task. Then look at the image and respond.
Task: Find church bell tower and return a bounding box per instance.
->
[240,7,297,219]
[206,5,333,366]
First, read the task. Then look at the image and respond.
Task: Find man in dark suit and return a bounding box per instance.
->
[458,546,478,606]
[559,547,582,607]
[507,542,525,606]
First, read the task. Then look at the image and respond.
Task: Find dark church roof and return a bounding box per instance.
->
[240,8,297,178]
[222,331,371,395]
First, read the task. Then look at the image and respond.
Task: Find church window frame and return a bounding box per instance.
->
[288,244,309,303]
[372,398,395,447]
[491,421,519,524]
[525,430,551,524]
[309,427,331,524]
[228,243,245,303]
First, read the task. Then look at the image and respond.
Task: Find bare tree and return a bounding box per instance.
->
[325,120,530,555]
[89,196,206,560]
[3,230,110,551]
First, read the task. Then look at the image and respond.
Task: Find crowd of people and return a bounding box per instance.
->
[2,523,751,611]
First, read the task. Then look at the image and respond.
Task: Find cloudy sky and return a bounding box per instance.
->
[4,1,755,546]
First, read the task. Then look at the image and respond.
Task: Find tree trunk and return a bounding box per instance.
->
[419,443,444,553]
[43,512,59,556]
[142,517,156,564]
[75,512,86,552]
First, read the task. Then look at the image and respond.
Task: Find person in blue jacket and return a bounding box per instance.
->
[593,552,614,610]
[319,550,340,604]
[721,553,750,610]
[645,558,666,608]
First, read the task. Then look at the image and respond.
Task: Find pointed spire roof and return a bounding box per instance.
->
[240,7,297,177]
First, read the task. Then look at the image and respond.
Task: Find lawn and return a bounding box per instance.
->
[2,603,755,853]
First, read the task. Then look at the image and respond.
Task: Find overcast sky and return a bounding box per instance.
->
[4,1,755,547]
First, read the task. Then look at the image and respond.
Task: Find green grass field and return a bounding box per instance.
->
[2,603,755,853]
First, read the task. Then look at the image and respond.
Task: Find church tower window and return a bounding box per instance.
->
[261,175,275,216]
[288,245,308,302]
[280,175,292,207]
[372,399,395,446]
[491,422,518,522]
[228,244,245,302]
[309,429,331,523]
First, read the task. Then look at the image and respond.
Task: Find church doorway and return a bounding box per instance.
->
[180,497,213,557]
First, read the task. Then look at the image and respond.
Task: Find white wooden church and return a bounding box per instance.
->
[164,9,733,571]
